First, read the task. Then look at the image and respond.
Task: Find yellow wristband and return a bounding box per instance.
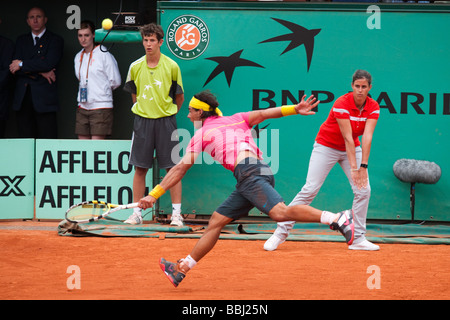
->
[281,105,297,116]
[149,184,166,199]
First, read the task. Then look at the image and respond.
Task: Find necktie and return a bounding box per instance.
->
[35,36,39,46]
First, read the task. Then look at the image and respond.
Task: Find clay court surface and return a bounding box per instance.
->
[1,221,449,301]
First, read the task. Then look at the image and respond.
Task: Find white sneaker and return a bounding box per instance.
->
[170,214,184,227]
[348,239,380,251]
[124,212,143,225]
[264,234,286,251]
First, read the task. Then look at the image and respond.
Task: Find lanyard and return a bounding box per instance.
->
[78,45,99,84]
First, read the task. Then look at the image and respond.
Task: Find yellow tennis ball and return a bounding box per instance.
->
[102,18,113,30]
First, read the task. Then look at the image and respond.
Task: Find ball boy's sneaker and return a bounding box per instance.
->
[123,212,143,225]
[170,214,184,227]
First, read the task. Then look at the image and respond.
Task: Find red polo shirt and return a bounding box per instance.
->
[315,92,380,151]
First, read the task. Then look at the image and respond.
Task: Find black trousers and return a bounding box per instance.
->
[0,118,6,138]
[16,86,57,139]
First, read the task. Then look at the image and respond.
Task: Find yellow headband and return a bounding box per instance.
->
[189,97,223,117]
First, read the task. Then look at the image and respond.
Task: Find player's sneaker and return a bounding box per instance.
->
[329,209,354,245]
[123,212,143,225]
[170,214,184,227]
[159,258,186,287]
[264,234,286,251]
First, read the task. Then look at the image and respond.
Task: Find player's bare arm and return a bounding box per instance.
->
[248,94,318,127]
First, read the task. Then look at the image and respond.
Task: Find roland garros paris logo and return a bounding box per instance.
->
[166,15,209,60]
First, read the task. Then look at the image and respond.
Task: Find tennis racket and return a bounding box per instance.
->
[65,200,139,223]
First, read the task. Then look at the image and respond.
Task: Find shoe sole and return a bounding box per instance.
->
[348,243,380,251]
[124,221,141,225]
[348,246,380,251]
[334,209,355,245]
[346,218,355,245]
[345,210,355,245]
[123,218,143,225]
[159,258,179,288]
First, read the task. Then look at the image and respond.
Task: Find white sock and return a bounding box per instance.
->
[320,211,337,225]
[133,207,142,215]
[183,255,197,269]
[172,203,181,216]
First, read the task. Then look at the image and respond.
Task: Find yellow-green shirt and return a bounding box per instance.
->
[124,54,183,119]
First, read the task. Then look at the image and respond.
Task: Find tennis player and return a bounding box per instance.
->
[138,90,355,287]
[264,70,380,251]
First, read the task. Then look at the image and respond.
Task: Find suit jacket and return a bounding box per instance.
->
[0,36,14,119]
[12,29,64,113]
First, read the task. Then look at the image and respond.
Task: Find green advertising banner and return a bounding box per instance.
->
[0,139,35,220]
[159,2,450,222]
[35,140,153,221]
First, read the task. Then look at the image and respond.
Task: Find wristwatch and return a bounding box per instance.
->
[360,163,368,169]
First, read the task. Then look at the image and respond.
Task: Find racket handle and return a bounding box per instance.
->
[127,203,139,209]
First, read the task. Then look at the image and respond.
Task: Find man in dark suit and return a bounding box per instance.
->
[0,18,14,138]
[9,7,63,139]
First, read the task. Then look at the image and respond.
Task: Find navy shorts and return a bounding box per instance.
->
[215,158,284,220]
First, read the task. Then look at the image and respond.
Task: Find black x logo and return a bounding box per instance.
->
[0,176,26,196]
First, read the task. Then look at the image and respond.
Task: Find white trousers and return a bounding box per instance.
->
[276,142,371,242]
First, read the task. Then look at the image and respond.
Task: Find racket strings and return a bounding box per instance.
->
[66,203,110,221]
